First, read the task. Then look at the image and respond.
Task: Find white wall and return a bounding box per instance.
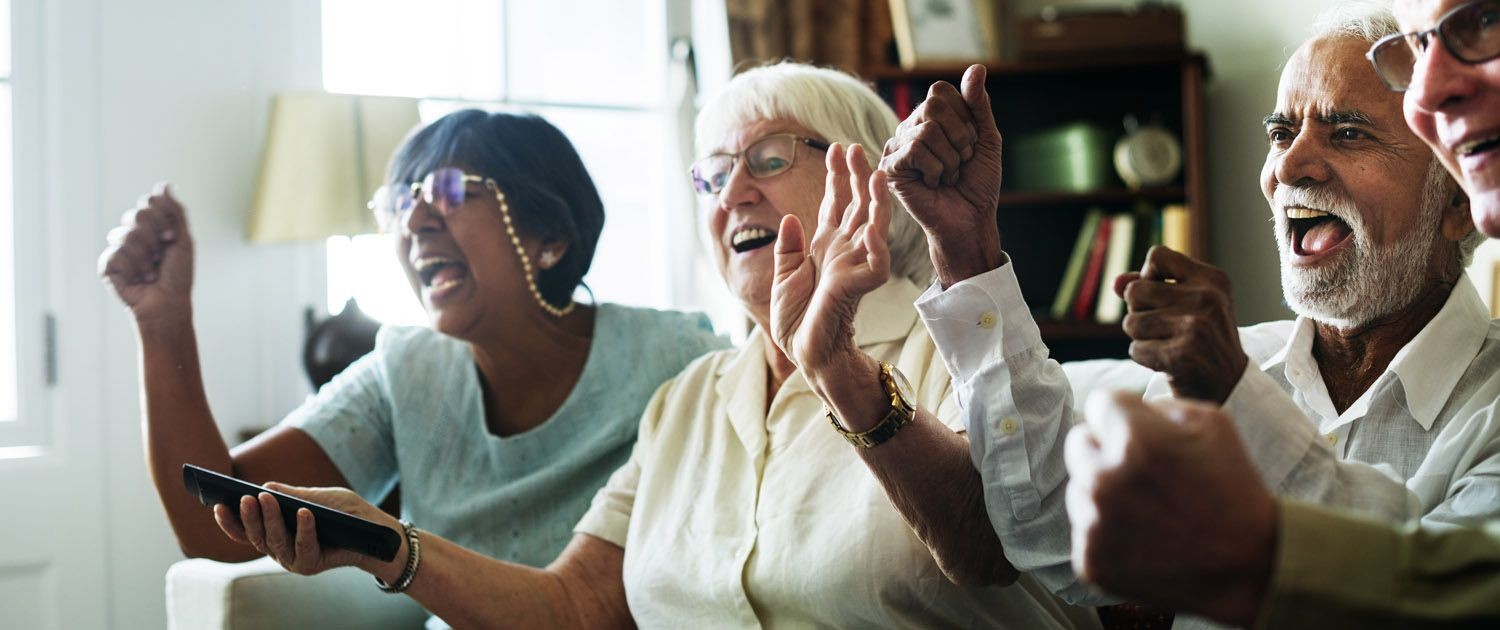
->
[41,0,326,626]
[1010,0,1345,325]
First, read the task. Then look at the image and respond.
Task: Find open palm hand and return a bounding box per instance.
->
[770,143,893,375]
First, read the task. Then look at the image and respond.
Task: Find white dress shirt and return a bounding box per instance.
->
[915,263,1500,609]
[574,279,1099,629]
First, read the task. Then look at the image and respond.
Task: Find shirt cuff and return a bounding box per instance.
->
[914,259,1043,381]
[1258,500,1399,628]
[1221,365,1318,492]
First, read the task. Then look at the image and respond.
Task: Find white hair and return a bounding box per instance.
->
[695,62,932,286]
[1309,1,1401,43]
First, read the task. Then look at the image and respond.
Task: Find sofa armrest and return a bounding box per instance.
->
[166,557,431,630]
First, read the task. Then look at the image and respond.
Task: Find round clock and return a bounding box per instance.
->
[1114,121,1183,189]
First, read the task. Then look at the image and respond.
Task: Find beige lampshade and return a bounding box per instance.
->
[246,93,420,242]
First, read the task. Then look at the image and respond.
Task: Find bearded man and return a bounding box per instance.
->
[871,1,1500,620]
[1057,2,1500,626]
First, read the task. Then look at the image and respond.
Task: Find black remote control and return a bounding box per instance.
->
[182,464,401,562]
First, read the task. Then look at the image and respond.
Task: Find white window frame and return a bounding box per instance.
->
[0,0,51,450]
[320,0,730,330]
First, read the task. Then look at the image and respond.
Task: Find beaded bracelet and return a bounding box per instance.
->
[375,520,421,594]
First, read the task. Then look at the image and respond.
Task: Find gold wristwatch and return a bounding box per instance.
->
[827,361,916,449]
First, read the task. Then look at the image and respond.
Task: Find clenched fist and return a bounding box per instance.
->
[98,184,194,324]
[1065,391,1275,627]
[879,64,1003,287]
[1115,246,1248,403]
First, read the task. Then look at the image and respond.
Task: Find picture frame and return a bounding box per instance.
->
[887,0,998,70]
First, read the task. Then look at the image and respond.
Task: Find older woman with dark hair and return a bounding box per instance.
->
[213,66,1096,628]
[97,110,726,602]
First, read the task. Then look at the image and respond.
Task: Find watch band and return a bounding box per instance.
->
[827,361,916,449]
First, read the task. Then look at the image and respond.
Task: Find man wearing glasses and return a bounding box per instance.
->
[1066,1,1500,626]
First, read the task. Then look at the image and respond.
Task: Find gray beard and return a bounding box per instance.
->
[1274,166,1446,329]
[1276,226,1434,329]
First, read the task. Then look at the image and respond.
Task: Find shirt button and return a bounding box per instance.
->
[978,312,997,329]
[1001,418,1018,435]
[1325,433,1338,446]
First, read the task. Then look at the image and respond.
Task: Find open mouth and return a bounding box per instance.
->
[1286,207,1353,258]
[730,226,778,254]
[414,256,471,293]
[1458,134,1500,158]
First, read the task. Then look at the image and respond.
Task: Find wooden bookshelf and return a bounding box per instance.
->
[997,187,1185,208]
[870,54,1211,361]
[1038,320,1128,341]
[865,51,1207,82]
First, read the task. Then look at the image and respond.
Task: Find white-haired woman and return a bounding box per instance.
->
[215,63,1097,628]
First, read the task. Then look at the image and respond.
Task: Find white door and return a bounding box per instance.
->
[0,0,111,626]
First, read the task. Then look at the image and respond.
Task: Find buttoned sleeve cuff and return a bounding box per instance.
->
[1221,365,1318,492]
[914,260,1043,382]
[1257,500,1399,629]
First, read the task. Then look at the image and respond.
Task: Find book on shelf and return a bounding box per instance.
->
[1162,203,1191,255]
[1072,213,1113,321]
[1051,208,1104,320]
[890,81,915,119]
[1130,202,1162,272]
[1049,204,1173,324]
[1095,213,1136,324]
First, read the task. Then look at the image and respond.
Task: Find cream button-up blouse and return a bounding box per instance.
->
[574,279,1098,629]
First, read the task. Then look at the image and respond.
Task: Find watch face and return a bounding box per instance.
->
[886,364,916,407]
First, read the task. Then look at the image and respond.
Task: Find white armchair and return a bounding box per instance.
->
[166,557,430,630]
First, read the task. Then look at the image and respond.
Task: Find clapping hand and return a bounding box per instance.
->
[879,64,1003,287]
[770,143,891,386]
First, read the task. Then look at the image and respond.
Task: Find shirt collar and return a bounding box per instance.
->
[1260,318,1312,372]
[1384,275,1491,429]
[1259,275,1491,430]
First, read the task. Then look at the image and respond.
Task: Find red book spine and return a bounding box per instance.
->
[1073,216,1113,321]
[893,82,914,119]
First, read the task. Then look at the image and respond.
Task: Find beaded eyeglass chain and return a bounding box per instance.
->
[487,180,576,318]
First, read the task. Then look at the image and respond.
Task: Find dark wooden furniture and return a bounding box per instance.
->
[868,53,1211,361]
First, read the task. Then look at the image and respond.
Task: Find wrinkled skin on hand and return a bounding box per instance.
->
[879,64,1004,287]
[770,143,892,387]
[1065,392,1276,627]
[1116,246,1248,403]
[213,482,406,582]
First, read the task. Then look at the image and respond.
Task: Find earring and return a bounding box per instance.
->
[539,250,559,269]
[493,184,575,319]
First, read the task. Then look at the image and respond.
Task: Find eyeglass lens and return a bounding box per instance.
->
[1372,0,1500,90]
[372,167,472,231]
[691,135,801,195]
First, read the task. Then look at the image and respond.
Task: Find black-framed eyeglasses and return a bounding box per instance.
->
[369,167,498,232]
[1367,0,1500,91]
[689,133,830,195]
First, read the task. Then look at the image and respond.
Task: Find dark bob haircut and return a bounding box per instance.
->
[387,110,604,307]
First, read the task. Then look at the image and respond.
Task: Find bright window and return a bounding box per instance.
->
[320,0,702,326]
[0,0,15,425]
